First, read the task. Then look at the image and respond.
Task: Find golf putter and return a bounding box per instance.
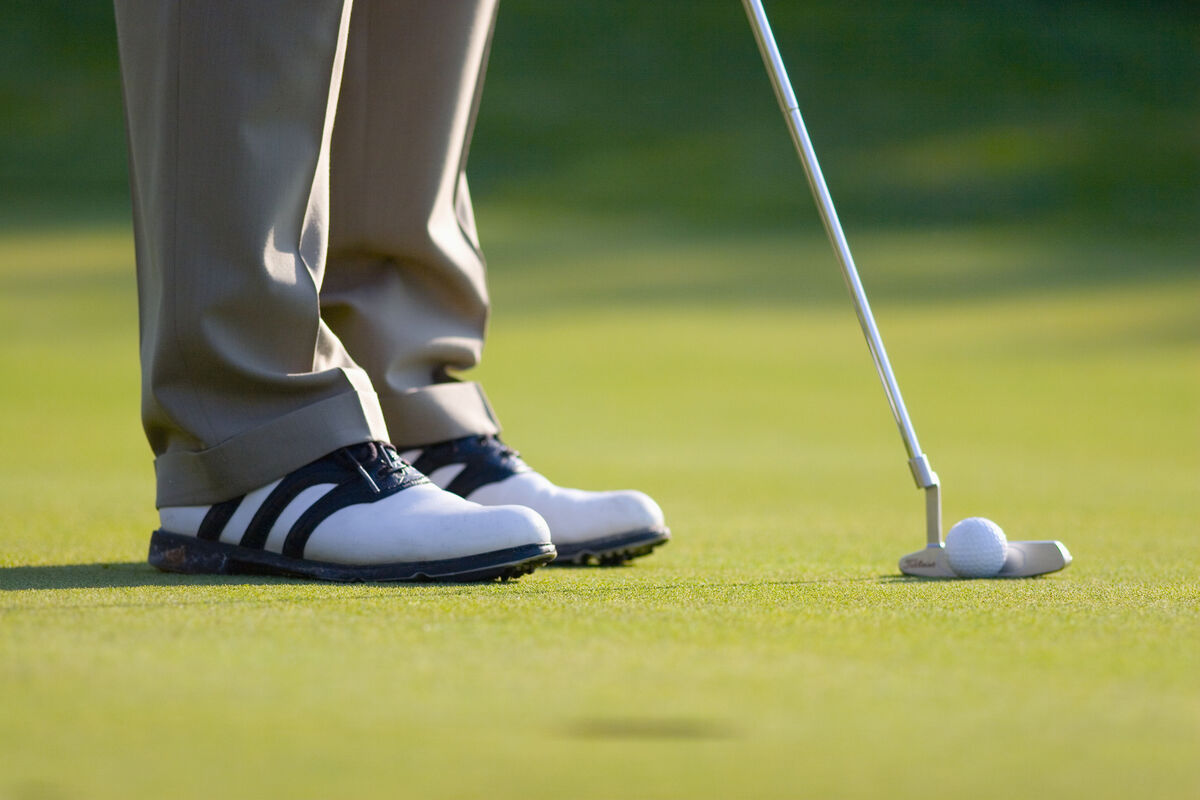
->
[741,0,1071,578]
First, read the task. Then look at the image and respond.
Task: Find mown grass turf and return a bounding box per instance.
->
[0,219,1197,799]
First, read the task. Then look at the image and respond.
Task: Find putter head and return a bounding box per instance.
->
[997,540,1072,577]
[898,544,957,578]
[899,540,1072,579]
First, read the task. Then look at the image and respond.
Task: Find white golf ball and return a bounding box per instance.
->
[945,517,1008,578]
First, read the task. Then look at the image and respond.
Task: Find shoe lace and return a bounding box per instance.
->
[482,435,517,458]
[480,435,527,467]
[337,442,413,494]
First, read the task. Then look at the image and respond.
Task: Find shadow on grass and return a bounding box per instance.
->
[562,716,740,740]
[0,563,565,593]
[1,563,1019,593]
[877,574,951,584]
[876,574,1062,583]
[0,562,292,591]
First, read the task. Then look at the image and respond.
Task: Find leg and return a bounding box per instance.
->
[115,0,553,580]
[321,0,669,564]
[116,0,385,508]
[323,0,501,448]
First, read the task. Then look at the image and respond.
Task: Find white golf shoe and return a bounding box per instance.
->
[149,441,555,581]
[401,436,670,565]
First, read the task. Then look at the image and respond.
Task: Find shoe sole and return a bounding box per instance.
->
[549,527,670,566]
[148,530,557,583]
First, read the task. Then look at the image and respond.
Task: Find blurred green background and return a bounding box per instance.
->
[2,0,1197,232]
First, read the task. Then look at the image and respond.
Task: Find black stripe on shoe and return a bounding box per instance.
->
[271,443,428,558]
[281,478,388,559]
[238,459,349,550]
[410,435,530,498]
[197,496,244,542]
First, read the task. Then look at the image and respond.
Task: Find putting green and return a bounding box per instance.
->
[1,218,1196,799]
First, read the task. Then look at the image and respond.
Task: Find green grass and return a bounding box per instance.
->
[1,217,1197,799]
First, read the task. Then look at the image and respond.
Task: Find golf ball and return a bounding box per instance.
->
[945,517,1008,578]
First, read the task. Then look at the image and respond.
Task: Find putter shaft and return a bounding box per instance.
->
[743,0,943,548]
[741,1,935,490]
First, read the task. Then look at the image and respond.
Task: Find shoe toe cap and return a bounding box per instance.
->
[470,474,664,545]
[469,503,553,551]
[593,489,665,534]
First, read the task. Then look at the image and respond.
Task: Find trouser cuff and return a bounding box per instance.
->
[381,381,500,448]
[154,387,389,508]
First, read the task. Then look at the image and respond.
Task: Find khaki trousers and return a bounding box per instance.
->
[115,0,503,507]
